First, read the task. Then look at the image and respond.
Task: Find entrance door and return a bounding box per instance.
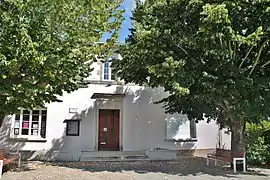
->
[98,109,120,151]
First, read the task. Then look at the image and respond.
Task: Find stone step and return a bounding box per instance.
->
[80,153,149,162]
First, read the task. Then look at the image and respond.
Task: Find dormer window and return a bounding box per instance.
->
[103,59,116,81]
[104,61,110,80]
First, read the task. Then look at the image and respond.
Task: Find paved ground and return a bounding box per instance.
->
[2,158,270,180]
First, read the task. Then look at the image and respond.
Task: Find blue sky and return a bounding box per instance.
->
[102,0,136,42]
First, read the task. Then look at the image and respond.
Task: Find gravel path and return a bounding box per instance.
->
[2,158,270,180]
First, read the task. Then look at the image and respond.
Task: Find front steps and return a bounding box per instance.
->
[80,151,149,161]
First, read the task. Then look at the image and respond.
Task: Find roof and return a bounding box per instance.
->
[91,93,126,99]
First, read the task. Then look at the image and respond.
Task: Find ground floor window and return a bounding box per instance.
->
[13,109,47,138]
[166,114,197,140]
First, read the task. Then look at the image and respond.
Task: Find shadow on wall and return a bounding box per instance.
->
[166,114,190,140]
[114,86,196,151]
[114,85,166,105]
[0,116,25,151]
[19,107,94,161]
[42,106,97,161]
[217,128,231,150]
[1,84,196,161]
[43,86,130,161]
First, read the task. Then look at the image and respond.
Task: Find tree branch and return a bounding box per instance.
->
[261,60,270,68]
[217,100,230,113]
[175,44,189,56]
[239,46,254,69]
[248,41,266,77]
[222,100,231,112]
[233,41,237,61]
[228,40,233,59]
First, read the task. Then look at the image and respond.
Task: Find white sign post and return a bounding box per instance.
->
[0,159,3,179]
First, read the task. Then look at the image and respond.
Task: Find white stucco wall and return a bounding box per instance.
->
[85,62,101,81]
[0,84,231,160]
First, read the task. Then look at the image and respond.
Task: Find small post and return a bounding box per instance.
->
[0,160,3,179]
[18,152,21,168]
[233,158,237,173]
[243,158,246,172]
[206,158,209,166]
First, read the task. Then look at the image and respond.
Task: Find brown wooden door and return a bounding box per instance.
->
[98,109,120,151]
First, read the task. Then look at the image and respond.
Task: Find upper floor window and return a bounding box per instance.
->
[103,60,116,81]
[12,109,47,139]
[104,61,110,80]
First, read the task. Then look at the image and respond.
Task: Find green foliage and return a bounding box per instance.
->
[114,0,270,154]
[0,0,124,115]
[246,121,270,165]
[114,0,270,127]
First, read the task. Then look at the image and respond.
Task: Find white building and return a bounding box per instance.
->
[0,54,231,161]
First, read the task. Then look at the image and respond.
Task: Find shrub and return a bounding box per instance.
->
[246,121,270,165]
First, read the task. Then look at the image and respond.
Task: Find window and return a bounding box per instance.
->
[104,60,110,80]
[165,114,197,140]
[103,60,116,81]
[111,66,116,81]
[12,109,47,138]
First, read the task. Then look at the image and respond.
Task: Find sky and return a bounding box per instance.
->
[102,0,136,42]
[118,0,136,42]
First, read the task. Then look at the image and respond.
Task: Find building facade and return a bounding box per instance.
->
[0,55,231,161]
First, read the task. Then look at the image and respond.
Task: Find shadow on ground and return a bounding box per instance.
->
[3,162,34,173]
[42,157,269,178]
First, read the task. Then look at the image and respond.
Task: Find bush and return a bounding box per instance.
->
[246,121,270,165]
[263,129,270,145]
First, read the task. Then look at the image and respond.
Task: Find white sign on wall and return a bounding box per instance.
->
[69,108,78,113]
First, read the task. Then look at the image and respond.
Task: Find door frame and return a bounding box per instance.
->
[94,98,123,151]
[98,109,120,151]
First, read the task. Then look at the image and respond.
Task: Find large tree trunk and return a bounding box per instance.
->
[0,113,5,128]
[230,120,246,171]
[0,96,6,127]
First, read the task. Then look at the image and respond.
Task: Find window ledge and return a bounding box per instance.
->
[85,80,123,85]
[165,138,198,142]
[8,138,47,143]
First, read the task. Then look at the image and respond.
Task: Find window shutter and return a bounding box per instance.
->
[41,110,47,138]
[190,119,197,138]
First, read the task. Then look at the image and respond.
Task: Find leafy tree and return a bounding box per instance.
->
[246,121,270,165]
[114,0,270,159]
[0,0,124,125]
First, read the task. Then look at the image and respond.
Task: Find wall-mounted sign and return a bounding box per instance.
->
[22,122,29,128]
[14,121,20,128]
[32,130,39,136]
[32,123,39,129]
[14,128,19,135]
[69,108,78,113]
[66,120,80,136]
